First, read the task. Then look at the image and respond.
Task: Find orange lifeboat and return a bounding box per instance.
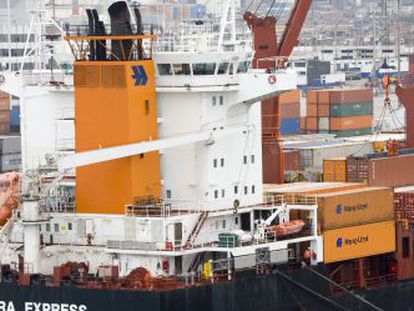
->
[267,220,305,237]
[0,172,20,227]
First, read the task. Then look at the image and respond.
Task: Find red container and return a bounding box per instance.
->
[369,154,414,187]
[284,149,301,171]
[329,115,372,131]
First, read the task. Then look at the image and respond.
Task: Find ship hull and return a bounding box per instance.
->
[0,266,413,311]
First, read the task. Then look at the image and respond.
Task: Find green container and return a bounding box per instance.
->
[330,102,373,117]
[218,233,239,248]
[330,127,372,137]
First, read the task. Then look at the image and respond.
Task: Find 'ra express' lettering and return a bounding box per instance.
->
[0,301,87,311]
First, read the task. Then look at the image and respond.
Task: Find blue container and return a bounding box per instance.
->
[280,118,300,135]
[190,4,206,18]
[10,106,20,126]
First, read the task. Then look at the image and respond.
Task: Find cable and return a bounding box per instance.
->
[254,0,266,15]
[265,0,277,18]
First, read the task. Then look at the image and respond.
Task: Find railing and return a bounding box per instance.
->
[263,193,318,206]
[125,200,203,218]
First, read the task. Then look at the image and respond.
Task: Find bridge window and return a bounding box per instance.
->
[157,64,172,75]
[173,63,191,75]
[193,63,216,75]
[237,61,250,73]
[218,62,230,74]
[229,63,234,75]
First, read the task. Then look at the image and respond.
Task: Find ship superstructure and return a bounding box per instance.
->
[0,0,323,283]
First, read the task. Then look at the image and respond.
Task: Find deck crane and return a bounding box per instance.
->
[243,0,312,183]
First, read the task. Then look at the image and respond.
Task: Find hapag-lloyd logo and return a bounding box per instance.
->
[335,203,368,214]
[336,235,369,248]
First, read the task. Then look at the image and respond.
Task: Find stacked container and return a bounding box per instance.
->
[0,92,10,135]
[305,88,373,137]
[323,158,347,182]
[394,186,414,224]
[279,90,300,135]
[0,136,21,172]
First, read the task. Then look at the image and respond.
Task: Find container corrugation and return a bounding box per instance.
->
[280,118,300,135]
[315,187,394,230]
[323,158,347,182]
[329,115,373,131]
[369,154,414,187]
[330,127,372,137]
[280,102,300,119]
[330,102,373,117]
[323,220,396,264]
[284,149,301,171]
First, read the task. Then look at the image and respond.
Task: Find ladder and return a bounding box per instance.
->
[184,211,209,248]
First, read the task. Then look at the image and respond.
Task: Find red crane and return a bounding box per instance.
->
[244,0,312,183]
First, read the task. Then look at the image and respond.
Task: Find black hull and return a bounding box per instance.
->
[0,266,413,311]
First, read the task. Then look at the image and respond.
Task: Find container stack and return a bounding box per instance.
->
[346,153,414,187]
[264,183,396,264]
[305,88,373,137]
[279,90,301,136]
[394,186,414,224]
[0,92,10,135]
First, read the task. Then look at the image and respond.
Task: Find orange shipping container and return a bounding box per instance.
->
[323,220,396,263]
[329,115,372,131]
[307,103,329,117]
[315,187,394,230]
[305,117,317,130]
[323,158,347,182]
[279,90,300,104]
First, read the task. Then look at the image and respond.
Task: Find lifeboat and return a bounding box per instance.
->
[0,172,20,227]
[267,220,305,237]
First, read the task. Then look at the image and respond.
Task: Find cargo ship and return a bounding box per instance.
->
[1,1,414,310]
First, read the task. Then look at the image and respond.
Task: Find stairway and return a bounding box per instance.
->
[188,252,204,273]
[184,211,209,248]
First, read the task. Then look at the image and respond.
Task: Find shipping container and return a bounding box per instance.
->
[331,128,372,137]
[323,220,396,264]
[0,136,21,155]
[329,115,373,131]
[369,154,414,187]
[0,153,21,172]
[280,118,300,135]
[316,187,394,230]
[318,117,329,131]
[285,141,373,171]
[323,158,347,182]
[284,149,301,171]
[330,102,373,117]
[305,117,317,130]
[394,188,414,223]
[306,103,330,117]
[280,102,300,119]
[279,90,300,104]
[0,92,10,111]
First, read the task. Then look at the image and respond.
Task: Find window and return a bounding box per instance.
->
[251,155,255,163]
[222,220,226,229]
[220,158,224,167]
[166,190,172,199]
[158,64,172,75]
[244,186,248,195]
[252,185,256,194]
[144,99,150,115]
[213,159,218,168]
[234,185,238,194]
[193,63,216,75]
[219,96,224,105]
[173,63,191,75]
[54,223,59,232]
[221,189,225,198]
[217,62,229,74]
[46,223,51,232]
[215,221,219,230]
[403,237,410,258]
[214,190,219,199]
[68,222,73,231]
[237,61,250,73]
[243,156,247,164]
[235,217,239,225]
[212,96,217,106]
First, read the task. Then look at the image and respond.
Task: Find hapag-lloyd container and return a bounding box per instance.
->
[314,187,394,230]
[323,220,396,263]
